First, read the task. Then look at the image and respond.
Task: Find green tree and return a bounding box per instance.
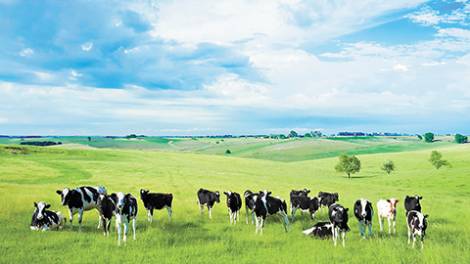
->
[381,160,395,175]
[417,134,423,140]
[225,149,231,154]
[429,150,450,169]
[335,154,361,179]
[455,134,468,144]
[304,132,312,138]
[289,130,298,138]
[423,132,434,143]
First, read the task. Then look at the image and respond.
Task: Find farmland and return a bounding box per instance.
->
[0,138,469,263]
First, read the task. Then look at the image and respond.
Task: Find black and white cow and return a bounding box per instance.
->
[111,192,138,246]
[140,189,173,223]
[329,203,350,247]
[244,190,258,224]
[290,189,319,221]
[302,221,334,238]
[30,202,65,231]
[56,186,107,228]
[96,194,115,236]
[224,191,242,224]
[253,190,289,234]
[353,198,373,238]
[318,191,339,208]
[404,195,422,215]
[197,188,220,219]
[407,210,428,249]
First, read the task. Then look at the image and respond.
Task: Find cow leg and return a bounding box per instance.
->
[279,211,289,232]
[341,230,346,247]
[412,234,416,248]
[291,207,297,221]
[123,219,129,242]
[106,218,111,236]
[116,216,122,246]
[378,215,383,233]
[132,218,136,240]
[407,227,411,245]
[167,206,172,222]
[101,216,107,236]
[255,216,259,234]
[333,227,337,247]
[68,208,74,225]
[358,222,365,238]
[368,223,373,237]
[78,208,84,231]
[259,218,264,235]
[392,219,397,234]
[245,206,249,224]
[208,206,212,219]
[387,217,391,235]
[421,236,424,249]
[97,214,102,229]
[251,212,255,225]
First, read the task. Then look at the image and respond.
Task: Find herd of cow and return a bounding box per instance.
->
[30,186,428,248]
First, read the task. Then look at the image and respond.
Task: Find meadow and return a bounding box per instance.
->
[0,138,469,263]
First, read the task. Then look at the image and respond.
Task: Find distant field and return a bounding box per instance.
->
[0,142,469,263]
[0,136,456,162]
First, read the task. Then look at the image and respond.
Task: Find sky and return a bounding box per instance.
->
[1,0,470,136]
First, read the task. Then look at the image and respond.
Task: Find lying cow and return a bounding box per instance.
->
[224,191,242,224]
[30,202,65,231]
[407,210,428,249]
[253,190,289,234]
[290,189,319,221]
[329,203,350,247]
[302,221,334,238]
[377,198,399,235]
[404,195,422,215]
[140,189,173,222]
[318,191,339,208]
[244,190,258,224]
[56,186,107,229]
[353,198,373,238]
[197,188,220,219]
[112,192,138,246]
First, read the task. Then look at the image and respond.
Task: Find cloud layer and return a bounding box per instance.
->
[1,0,470,135]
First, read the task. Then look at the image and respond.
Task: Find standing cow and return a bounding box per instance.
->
[244,190,258,224]
[111,192,138,246]
[224,191,242,224]
[407,210,429,249]
[353,199,373,238]
[140,189,173,222]
[329,203,350,247]
[56,186,107,229]
[197,188,220,219]
[377,198,399,235]
[253,190,289,234]
[290,189,319,221]
[404,195,422,215]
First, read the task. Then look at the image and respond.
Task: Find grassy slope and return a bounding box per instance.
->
[0,136,455,162]
[0,144,469,263]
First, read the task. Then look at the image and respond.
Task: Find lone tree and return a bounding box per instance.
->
[429,150,450,169]
[455,134,468,144]
[225,149,232,154]
[335,154,361,179]
[381,160,395,175]
[424,132,434,143]
[289,130,298,138]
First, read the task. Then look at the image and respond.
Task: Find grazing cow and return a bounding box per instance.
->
[377,198,399,235]
[224,191,242,224]
[353,199,373,238]
[290,189,319,221]
[253,190,289,234]
[197,188,220,219]
[56,186,107,228]
[140,189,173,222]
[96,194,116,236]
[302,221,334,238]
[329,203,350,247]
[407,210,428,249]
[244,190,258,224]
[318,192,339,208]
[111,192,138,246]
[30,202,65,231]
[404,195,422,215]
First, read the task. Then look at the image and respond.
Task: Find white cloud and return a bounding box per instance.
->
[19,48,34,57]
[81,42,93,52]
[393,63,409,72]
[406,7,441,26]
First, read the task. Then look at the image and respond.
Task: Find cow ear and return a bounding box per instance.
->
[419,196,423,200]
[56,190,62,195]
[45,204,51,209]
[223,192,228,196]
[345,208,349,212]
[386,199,391,203]
[34,202,38,207]
[424,214,429,219]
[267,191,272,196]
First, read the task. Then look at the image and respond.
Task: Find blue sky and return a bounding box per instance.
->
[1,0,470,135]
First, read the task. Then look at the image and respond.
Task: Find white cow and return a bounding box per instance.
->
[377,198,399,235]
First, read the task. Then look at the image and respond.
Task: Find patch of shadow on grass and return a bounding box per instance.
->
[346,175,379,179]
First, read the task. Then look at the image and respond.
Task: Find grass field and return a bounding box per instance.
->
[0,140,469,263]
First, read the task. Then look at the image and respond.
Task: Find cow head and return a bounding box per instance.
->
[111,192,129,214]
[355,199,369,219]
[215,191,220,203]
[387,198,399,214]
[140,189,149,199]
[56,188,70,206]
[331,206,349,225]
[34,202,50,220]
[303,188,311,195]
